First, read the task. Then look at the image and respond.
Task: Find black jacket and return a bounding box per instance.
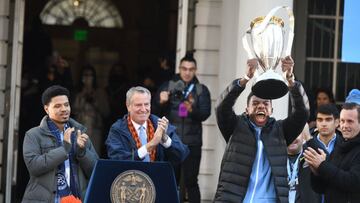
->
[311,133,360,203]
[214,80,309,203]
[153,74,211,146]
[298,131,342,203]
[293,155,321,203]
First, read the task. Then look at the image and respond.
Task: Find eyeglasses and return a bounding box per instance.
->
[180,66,196,72]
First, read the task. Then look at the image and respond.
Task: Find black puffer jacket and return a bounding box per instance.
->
[311,133,360,203]
[153,75,211,146]
[214,80,309,203]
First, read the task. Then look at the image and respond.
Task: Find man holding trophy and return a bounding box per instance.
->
[214,6,309,203]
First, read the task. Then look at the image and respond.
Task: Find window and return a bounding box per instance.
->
[40,0,123,28]
[304,0,359,102]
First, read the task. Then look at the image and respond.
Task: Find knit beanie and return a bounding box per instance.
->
[345,89,360,105]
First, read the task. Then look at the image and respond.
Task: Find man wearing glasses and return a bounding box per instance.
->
[153,53,211,203]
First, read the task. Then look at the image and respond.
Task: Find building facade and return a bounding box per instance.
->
[0,0,358,202]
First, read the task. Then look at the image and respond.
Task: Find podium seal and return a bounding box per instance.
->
[110,170,156,203]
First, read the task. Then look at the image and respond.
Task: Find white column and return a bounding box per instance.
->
[0,0,10,200]
[192,0,222,201]
[0,0,25,201]
[176,0,189,68]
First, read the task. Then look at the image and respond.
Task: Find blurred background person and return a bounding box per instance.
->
[73,64,109,156]
[106,63,132,124]
[138,52,175,97]
[309,87,336,129]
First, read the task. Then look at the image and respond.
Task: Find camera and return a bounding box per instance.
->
[169,80,185,101]
[172,90,184,100]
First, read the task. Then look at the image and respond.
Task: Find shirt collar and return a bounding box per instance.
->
[316,133,336,147]
[131,120,147,131]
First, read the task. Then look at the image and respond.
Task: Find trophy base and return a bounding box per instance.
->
[252,79,288,99]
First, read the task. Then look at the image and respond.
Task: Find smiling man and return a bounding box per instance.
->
[214,56,309,203]
[106,86,189,164]
[304,102,360,203]
[22,85,98,202]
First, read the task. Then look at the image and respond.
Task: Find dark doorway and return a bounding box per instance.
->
[15,0,178,202]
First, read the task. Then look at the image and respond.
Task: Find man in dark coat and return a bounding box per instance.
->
[153,53,211,203]
[304,102,360,203]
[214,56,309,203]
[106,86,189,164]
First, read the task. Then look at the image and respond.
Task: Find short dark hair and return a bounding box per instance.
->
[247,91,272,106]
[180,52,197,67]
[342,102,360,123]
[315,87,335,105]
[41,85,70,106]
[316,103,339,119]
[79,64,97,89]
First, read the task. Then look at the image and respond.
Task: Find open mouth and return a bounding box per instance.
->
[254,111,267,124]
[256,111,266,118]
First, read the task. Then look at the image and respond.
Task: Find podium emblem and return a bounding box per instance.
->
[110,170,156,203]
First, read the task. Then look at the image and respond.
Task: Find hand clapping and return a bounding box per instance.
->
[76,130,89,149]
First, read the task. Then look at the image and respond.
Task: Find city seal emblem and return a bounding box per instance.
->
[110,170,156,203]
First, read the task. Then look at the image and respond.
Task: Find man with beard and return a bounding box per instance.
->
[153,53,211,203]
[22,85,98,202]
[214,56,309,203]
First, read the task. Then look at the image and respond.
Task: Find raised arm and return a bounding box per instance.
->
[216,59,257,142]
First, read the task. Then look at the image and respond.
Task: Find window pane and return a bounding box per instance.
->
[304,61,334,91]
[306,19,335,58]
[336,62,360,101]
[40,0,123,28]
[308,0,337,15]
[338,20,343,58]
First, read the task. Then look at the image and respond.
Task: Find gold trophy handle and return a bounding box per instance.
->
[255,6,295,56]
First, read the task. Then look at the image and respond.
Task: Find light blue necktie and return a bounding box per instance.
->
[139,125,150,162]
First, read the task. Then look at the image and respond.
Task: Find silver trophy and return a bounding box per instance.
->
[242,6,295,99]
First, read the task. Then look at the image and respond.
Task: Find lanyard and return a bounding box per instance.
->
[183,83,194,99]
[287,152,302,189]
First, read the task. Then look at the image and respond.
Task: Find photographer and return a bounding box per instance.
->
[153,53,211,203]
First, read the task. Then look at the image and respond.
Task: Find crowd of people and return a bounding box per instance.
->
[19,51,360,203]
